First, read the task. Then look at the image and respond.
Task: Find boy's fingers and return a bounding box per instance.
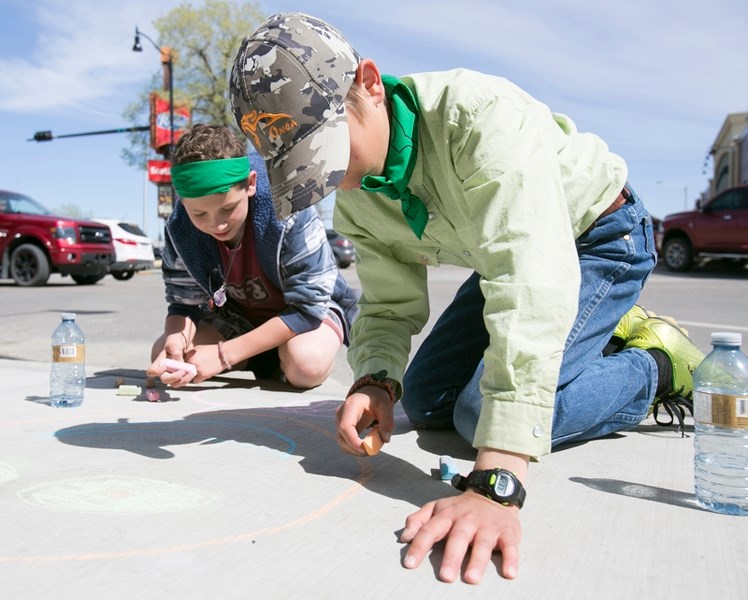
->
[462,534,495,584]
[402,511,449,570]
[496,530,520,579]
[377,410,395,442]
[400,501,436,543]
[439,528,474,583]
[336,427,366,455]
[335,405,365,454]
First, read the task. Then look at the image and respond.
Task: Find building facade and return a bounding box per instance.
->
[710,112,748,195]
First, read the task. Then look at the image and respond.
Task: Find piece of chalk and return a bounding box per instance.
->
[145,389,161,402]
[117,385,141,396]
[439,455,459,480]
[160,358,197,376]
[362,429,384,456]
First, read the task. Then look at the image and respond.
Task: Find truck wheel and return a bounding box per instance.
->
[112,270,135,281]
[10,243,50,286]
[72,274,106,285]
[662,237,693,272]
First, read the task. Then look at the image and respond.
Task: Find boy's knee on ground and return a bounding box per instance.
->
[280,350,334,389]
[399,390,457,430]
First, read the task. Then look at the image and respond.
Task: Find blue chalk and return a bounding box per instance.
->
[439,455,458,480]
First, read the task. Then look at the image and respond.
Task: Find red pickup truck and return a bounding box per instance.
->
[660,185,748,271]
[0,189,115,286]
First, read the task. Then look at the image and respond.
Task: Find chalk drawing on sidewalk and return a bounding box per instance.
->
[0,404,375,563]
[17,475,217,514]
[0,462,18,484]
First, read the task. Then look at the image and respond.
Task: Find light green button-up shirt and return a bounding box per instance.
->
[334,69,627,458]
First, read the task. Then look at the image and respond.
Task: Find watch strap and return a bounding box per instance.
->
[451,473,468,492]
[451,468,526,509]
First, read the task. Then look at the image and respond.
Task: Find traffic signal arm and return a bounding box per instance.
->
[28,126,149,142]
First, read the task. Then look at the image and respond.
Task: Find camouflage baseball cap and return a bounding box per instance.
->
[230,13,360,219]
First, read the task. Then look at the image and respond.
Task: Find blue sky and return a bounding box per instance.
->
[1,0,747,240]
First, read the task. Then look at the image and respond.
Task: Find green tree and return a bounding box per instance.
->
[121,0,265,169]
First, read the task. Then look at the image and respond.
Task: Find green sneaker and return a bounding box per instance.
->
[612,305,687,344]
[624,317,704,433]
[612,305,655,342]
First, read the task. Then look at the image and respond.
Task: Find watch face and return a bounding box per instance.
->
[493,472,516,497]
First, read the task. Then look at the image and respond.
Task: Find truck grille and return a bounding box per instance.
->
[79,225,112,244]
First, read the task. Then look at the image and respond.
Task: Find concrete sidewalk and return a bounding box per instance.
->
[2,353,746,599]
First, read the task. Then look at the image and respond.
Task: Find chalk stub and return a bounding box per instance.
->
[439,455,459,480]
[362,429,384,456]
[117,385,141,396]
[160,358,197,377]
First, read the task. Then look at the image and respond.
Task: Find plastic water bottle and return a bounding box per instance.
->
[693,332,748,515]
[49,313,86,407]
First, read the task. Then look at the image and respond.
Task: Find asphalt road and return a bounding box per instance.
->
[1,261,747,374]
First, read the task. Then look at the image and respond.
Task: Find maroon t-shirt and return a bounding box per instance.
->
[217,225,286,326]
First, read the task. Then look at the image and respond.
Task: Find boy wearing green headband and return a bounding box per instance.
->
[229,14,702,584]
[147,124,358,389]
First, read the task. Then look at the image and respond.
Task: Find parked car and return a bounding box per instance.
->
[93,219,155,280]
[152,241,164,260]
[0,189,114,286]
[660,185,748,271]
[651,215,663,254]
[326,229,355,269]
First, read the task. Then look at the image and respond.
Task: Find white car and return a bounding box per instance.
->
[93,219,155,280]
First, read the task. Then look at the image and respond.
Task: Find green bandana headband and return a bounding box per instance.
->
[171,156,250,198]
[361,75,429,239]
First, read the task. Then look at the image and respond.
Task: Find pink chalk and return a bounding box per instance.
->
[146,389,161,402]
[160,358,197,377]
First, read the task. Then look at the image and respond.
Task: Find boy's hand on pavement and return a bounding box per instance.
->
[336,386,394,455]
[400,490,522,583]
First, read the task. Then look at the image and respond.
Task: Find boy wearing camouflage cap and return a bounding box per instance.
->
[229,13,703,584]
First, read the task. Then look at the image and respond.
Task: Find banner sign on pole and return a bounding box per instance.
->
[149,92,191,155]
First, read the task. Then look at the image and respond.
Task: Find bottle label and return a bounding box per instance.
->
[52,344,85,363]
[694,391,748,429]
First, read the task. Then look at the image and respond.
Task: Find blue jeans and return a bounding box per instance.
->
[401,189,659,449]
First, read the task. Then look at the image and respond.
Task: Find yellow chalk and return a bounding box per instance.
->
[117,385,141,396]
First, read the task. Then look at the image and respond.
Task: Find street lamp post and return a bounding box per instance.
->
[132,27,174,158]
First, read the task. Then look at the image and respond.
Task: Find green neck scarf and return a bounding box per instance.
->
[361,75,428,239]
[171,156,250,199]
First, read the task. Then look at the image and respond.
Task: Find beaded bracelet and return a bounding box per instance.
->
[217,340,232,372]
[347,370,397,404]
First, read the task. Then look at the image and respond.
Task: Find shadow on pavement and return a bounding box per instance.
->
[570,477,707,512]
[53,400,457,510]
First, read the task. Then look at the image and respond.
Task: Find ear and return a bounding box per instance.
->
[246,171,257,197]
[356,58,386,104]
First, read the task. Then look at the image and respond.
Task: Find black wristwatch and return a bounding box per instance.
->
[451,468,526,509]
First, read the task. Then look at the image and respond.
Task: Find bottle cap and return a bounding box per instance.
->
[711,331,742,346]
[61,312,77,320]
